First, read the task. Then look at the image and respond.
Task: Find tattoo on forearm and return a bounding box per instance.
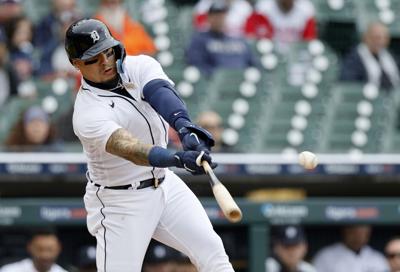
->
[106,128,153,166]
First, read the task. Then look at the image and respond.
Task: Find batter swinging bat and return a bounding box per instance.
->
[202,161,243,223]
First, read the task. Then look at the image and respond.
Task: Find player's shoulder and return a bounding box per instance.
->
[314,242,344,259]
[265,257,280,272]
[73,102,110,123]
[124,54,160,68]
[73,93,112,129]
[363,245,387,259]
[298,261,317,272]
[74,88,101,111]
[51,264,68,272]
[0,259,30,271]
[122,55,163,79]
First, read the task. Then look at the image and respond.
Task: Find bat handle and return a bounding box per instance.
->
[202,161,212,174]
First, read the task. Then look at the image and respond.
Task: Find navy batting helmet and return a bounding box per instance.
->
[65,18,125,63]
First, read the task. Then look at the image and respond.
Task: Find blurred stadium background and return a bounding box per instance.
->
[1,0,400,271]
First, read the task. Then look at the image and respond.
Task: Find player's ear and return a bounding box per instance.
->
[72,60,80,70]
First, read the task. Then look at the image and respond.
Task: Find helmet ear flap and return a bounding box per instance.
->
[114,43,126,73]
[113,43,126,62]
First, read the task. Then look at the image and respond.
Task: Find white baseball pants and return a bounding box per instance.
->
[84,169,235,272]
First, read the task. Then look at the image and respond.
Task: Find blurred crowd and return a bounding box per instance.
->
[0,0,398,153]
[0,1,399,271]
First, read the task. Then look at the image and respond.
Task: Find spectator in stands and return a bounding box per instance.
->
[52,78,80,144]
[339,22,400,91]
[312,224,389,272]
[266,225,316,272]
[0,0,23,27]
[142,241,179,272]
[55,106,79,144]
[3,15,35,82]
[245,0,317,52]
[384,237,400,272]
[4,105,63,152]
[193,0,253,37]
[0,227,67,272]
[35,0,82,80]
[196,110,231,152]
[0,27,18,107]
[76,245,96,272]
[94,0,156,56]
[186,0,258,76]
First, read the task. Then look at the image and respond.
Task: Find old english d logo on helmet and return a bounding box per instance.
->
[65,18,126,63]
[90,30,100,43]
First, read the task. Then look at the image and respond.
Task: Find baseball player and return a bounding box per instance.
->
[64,18,235,272]
[0,228,67,272]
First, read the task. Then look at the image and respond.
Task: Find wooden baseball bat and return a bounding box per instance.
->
[202,161,242,223]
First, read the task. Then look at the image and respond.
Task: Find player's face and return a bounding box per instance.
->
[385,239,400,272]
[342,225,371,251]
[27,235,61,272]
[73,47,117,83]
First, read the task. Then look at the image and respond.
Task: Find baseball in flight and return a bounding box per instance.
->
[298,151,318,170]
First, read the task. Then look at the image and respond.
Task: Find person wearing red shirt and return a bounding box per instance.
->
[245,0,317,52]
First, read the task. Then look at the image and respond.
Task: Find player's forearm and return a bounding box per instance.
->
[106,128,179,168]
[105,129,210,173]
[106,128,153,166]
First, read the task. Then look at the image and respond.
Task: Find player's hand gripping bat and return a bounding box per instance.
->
[202,161,242,223]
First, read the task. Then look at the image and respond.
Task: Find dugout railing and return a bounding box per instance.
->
[1,197,400,272]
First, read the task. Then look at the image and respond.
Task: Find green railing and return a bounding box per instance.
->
[1,198,399,271]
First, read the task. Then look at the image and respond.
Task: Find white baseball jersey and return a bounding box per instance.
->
[73,55,172,187]
[312,243,389,272]
[0,258,67,272]
[76,55,234,272]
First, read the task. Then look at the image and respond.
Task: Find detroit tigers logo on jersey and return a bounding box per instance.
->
[90,30,100,43]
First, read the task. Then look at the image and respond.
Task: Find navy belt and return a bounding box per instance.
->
[90,177,164,190]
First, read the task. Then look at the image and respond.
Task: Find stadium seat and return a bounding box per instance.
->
[313,0,357,23]
[22,0,50,23]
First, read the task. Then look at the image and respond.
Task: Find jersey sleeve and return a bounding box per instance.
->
[73,106,122,152]
[136,55,174,94]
